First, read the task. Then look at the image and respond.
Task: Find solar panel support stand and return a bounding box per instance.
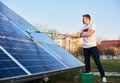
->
[43,76,49,82]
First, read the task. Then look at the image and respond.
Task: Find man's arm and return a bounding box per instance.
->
[81,29,95,37]
[64,32,82,38]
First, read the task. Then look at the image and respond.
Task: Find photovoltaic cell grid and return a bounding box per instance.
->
[0,38,66,73]
[0,1,84,82]
[0,48,27,80]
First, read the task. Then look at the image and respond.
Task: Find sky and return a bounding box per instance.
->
[1,0,120,40]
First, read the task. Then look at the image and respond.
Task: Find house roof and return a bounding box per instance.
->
[100,40,120,47]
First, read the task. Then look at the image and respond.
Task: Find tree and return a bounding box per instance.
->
[105,48,115,59]
[34,24,61,38]
[34,24,48,32]
[116,37,120,55]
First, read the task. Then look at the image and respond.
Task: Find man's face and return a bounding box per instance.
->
[82,17,88,24]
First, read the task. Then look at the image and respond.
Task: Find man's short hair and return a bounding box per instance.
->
[83,14,91,20]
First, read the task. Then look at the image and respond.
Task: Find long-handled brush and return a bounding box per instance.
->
[26,29,65,35]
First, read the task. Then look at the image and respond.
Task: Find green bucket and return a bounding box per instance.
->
[79,73,94,83]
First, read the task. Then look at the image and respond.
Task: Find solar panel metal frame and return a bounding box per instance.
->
[0,66,81,83]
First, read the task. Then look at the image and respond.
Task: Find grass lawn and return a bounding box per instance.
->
[90,60,120,72]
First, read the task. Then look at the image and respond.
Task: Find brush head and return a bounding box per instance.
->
[26,30,32,34]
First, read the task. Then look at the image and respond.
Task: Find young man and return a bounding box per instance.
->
[65,14,107,82]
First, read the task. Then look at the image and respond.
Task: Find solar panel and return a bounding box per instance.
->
[0,1,84,83]
[0,46,27,80]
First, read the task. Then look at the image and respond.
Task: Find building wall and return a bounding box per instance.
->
[54,38,66,49]
[53,37,83,53]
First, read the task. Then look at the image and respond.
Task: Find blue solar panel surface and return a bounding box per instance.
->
[0,48,27,80]
[0,38,66,74]
[0,1,84,82]
[40,44,83,68]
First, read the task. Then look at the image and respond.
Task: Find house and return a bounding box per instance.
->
[52,36,83,54]
[100,40,120,55]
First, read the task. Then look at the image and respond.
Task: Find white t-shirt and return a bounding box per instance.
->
[80,24,96,48]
